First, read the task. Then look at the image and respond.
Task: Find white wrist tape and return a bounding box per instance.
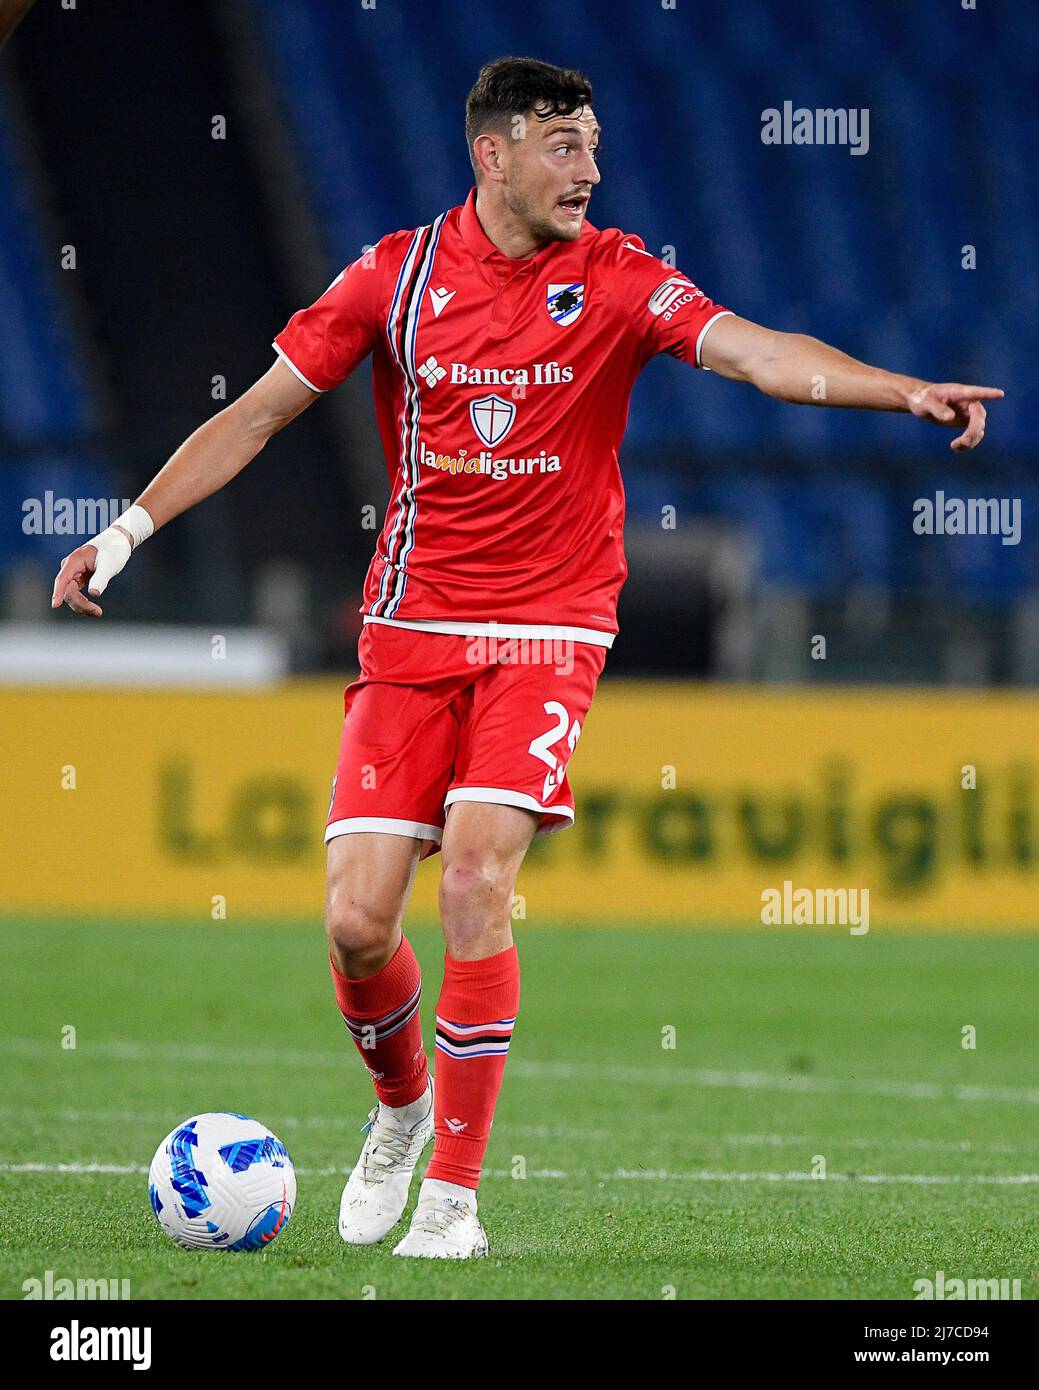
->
[85,504,154,597]
[112,504,155,548]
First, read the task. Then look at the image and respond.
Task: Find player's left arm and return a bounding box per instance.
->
[699,314,1004,452]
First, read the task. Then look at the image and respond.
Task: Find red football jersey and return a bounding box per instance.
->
[274,188,731,647]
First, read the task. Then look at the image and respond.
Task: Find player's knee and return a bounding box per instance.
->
[439,858,511,926]
[325,893,398,978]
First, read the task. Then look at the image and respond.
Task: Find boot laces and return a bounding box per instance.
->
[411,1197,471,1237]
[358,1107,424,1185]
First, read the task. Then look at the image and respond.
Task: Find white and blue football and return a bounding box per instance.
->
[148,1112,296,1252]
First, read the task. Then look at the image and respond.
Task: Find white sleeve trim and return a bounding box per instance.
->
[695,309,735,370]
[272,342,325,393]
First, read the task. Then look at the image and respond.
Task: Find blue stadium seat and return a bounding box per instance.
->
[0,84,96,442]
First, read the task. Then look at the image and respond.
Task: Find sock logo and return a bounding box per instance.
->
[445,1117,469,1134]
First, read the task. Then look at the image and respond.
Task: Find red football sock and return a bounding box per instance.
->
[426,945,520,1190]
[330,936,428,1108]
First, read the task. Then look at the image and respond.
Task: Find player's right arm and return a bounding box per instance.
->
[51,237,392,617]
[50,359,318,617]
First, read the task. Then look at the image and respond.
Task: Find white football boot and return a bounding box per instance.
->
[392,1177,489,1259]
[338,1080,434,1245]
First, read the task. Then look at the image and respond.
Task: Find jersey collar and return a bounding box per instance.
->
[458,187,595,270]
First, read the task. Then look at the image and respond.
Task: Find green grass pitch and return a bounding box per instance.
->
[2,917,1036,1300]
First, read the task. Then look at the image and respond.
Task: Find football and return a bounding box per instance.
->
[148,1113,296,1252]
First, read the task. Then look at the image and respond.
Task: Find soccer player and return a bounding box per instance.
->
[52,57,1002,1259]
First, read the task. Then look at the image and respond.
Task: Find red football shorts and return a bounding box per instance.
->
[325,622,609,855]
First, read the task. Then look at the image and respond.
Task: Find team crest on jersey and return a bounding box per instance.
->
[546,282,584,326]
[469,393,516,448]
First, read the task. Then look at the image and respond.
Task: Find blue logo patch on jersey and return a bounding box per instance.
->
[547,282,584,326]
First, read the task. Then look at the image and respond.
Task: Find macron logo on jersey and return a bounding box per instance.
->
[429,286,455,318]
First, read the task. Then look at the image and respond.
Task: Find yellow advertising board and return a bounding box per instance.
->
[4,681,1037,930]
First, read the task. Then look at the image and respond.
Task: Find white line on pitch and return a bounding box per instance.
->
[3,1162,1039,1186]
[0,1106,611,1143]
[607,1169,1039,1185]
[2,1037,1037,1105]
[0,1107,1027,1156]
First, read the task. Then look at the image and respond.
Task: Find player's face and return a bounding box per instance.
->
[504,105,601,244]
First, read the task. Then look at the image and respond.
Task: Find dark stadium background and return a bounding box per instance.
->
[3,0,1035,679]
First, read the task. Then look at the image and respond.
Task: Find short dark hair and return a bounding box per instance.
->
[465,56,593,176]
